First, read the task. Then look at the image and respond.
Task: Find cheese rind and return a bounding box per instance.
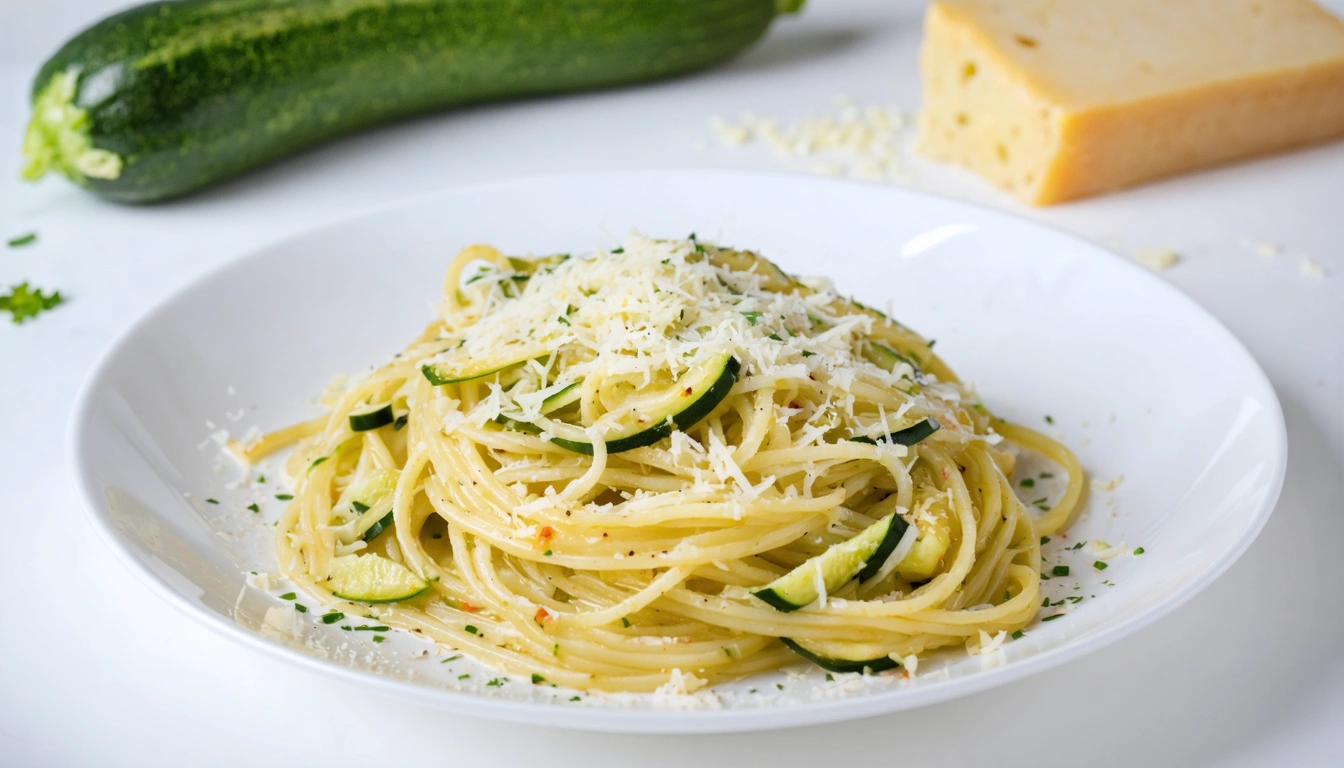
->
[917,0,1344,204]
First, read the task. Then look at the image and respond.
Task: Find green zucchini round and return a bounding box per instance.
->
[22,0,804,203]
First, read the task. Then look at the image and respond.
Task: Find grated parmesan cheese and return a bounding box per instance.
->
[1299,256,1328,281]
[1135,248,1180,272]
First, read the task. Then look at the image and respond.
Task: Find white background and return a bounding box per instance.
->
[1,1,1341,765]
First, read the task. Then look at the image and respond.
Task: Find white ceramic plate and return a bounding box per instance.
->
[69,170,1285,733]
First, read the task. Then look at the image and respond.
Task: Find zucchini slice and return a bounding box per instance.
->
[779,638,900,674]
[540,382,582,414]
[325,553,428,604]
[861,339,922,376]
[752,512,907,612]
[849,417,940,447]
[348,404,394,432]
[333,469,400,544]
[503,354,740,455]
[421,342,550,385]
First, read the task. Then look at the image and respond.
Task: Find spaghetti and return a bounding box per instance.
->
[240,235,1085,693]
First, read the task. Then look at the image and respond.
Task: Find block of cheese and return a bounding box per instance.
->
[916,0,1344,205]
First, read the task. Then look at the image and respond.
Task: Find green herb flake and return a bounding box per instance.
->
[1041,614,1064,622]
[741,311,762,325]
[310,456,329,468]
[205,498,219,505]
[1020,478,1035,488]
[275,493,293,501]
[371,635,385,643]
[1093,561,1109,571]
[1052,565,1070,577]
[279,592,296,601]
[1040,536,1050,545]
[393,415,408,431]
[320,612,344,624]
[552,643,560,657]
[531,673,545,684]
[611,247,624,254]
[543,549,552,556]
[486,678,504,688]
[464,625,479,635]
[458,674,470,680]
[1011,630,1025,640]
[7,232,37,248]
[569,695,582,702]
[247,503,260,513]
[1070,541,1085,550]
[441,655,460,664]
[1044,414,1055,424]
[620,617,631,628]
[294,604,308,613]
[1040,472,1054,478]
[801,350,816,358]
[1133,547,1145,555]
[825,673,835,682]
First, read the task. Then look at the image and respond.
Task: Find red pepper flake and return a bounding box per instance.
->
[535,607,552,624]
[460,601,480,613]
[537,525,555,546]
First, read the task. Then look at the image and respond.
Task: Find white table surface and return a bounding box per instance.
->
[2,1,1341,765]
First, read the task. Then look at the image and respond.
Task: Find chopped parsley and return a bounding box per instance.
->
[458,674,470,680]
[371,635,385,643]
[321,611,345,624]
[1133,547,1145,555]
[1044,414,1054,424]
[310,456,329,468]
[611,247,624,254]
[1069,541,1085,550]
[275,493,293,501]
[294,604,308,613]
[1052,565,1070,577]
[1040,536,1050,545]
[1020,478,1035,488]
[569,695,582,702]
[441,655,460,663]
[464,625,479,634]
[279,592,297,600]
[741,311,762,325]
[7,232,37,248]
[801,350,816,357]
[486,678,504,688]
[531,673,546,684]
[247,503,260,513]
[620,617,631,628]
[1011,630,1025,640]
[205,498,219,505]
[393,415,408,431]
[1041,614,1064,622]
[1093,560,1109,571]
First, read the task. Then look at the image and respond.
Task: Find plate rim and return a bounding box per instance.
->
[66,168,1288,733]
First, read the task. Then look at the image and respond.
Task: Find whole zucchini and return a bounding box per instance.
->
[22,0,804,203]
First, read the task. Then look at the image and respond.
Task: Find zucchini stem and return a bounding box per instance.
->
[21,71,123,184]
